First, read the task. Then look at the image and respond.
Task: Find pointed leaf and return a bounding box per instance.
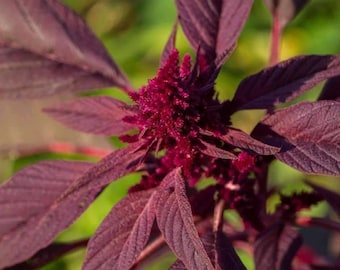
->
[63,141,147,197]
[83,189,155,270]
[255,101,340,176]
[232,55,340,110]
[318,76,340,101]
[156,168,214,270]
[0,0,130,98]
[6,239,88,270]
[307,183,340,216]
[175,0,253,66]
[264,0,310,27]
[254,223,302,270]
[220,128,280,155]
[0,160,92,268]
[200,139,237,159]
[44,96,136,135]
[0,143,145,268]
[201,232,245,270]
[160,20,178,67]
[170,232,245,270]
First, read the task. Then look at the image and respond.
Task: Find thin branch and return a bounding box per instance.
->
[295,217,340,233]
[213,199,226,233]
[269,9,282,66]
[0,142,111,159]
[132,235,166,269]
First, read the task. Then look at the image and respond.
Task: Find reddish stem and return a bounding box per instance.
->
[0,142,111,159]
[295,217,340,233]
[269,10,282,66]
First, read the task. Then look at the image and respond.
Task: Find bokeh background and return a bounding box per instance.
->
[0,0,339,269]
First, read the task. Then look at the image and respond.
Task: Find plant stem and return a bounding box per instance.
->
[132,236,166,269]
[269,10,282,66]
[295,217,340,233]
[213,199,226,233]
[0,142,111,159]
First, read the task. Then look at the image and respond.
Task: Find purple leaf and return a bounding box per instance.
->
[219,128,280,155]
[156,168,214,270]
[175,0,253,67]
[83,189,155,270]
[43,96,136,136]
[0,143,146,268]
[200,139,238,160]
[63,141,147,197]
[170,232,245,270]
[256,101,340,176]
[0,0,131,98]
[307,183,340,216]
[160,20,178,67]
[254,223,302,270]
[6,239,88,270]
[264,0,310,27]
[318,76,340,101]
[202,232,245,270]
[0,161,92,268]
[232,55,340,110]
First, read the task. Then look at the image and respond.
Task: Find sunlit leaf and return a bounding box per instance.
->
[254,101,340,176]
[232,55,340,110]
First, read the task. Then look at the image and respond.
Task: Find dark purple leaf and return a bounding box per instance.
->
[203,232,245,270]
[43,96,136,136]
[318,76,340,101]
[264,0,310,27]
[170,232,245,270]
[232,55,340,110]
[307,183,340,216]
[63,141,147,197]
[200,140,237,160]
[254,223,302,270]
[311,262,340,270]
[0,143,145,268]
[0,161,92,268]
[83,189,155,270]
[175,0,253,67]
[0,0,131,98]
[6,239,88,270]
[255,101,340,176]
[156,168,214,270]
[160,20,178,67]
[219,128,280,155]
